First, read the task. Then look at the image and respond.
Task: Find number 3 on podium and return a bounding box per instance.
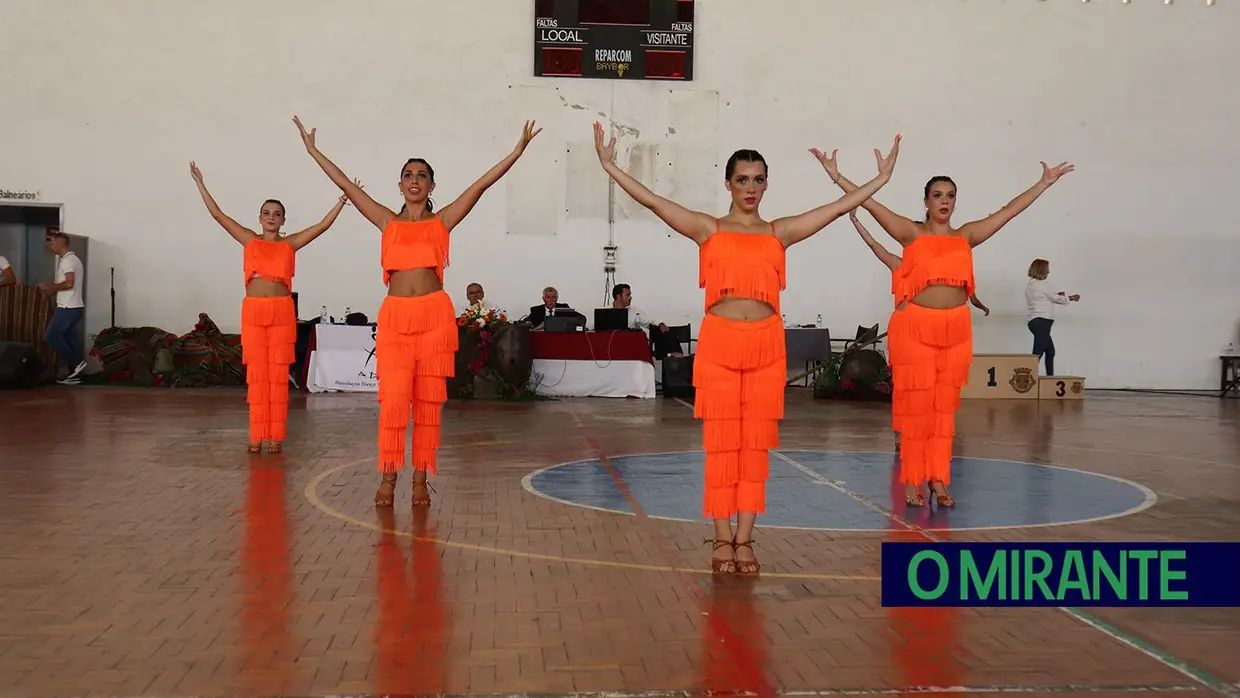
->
[1055,380,1066,397]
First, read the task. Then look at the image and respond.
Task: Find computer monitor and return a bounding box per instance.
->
[594,307,629,332]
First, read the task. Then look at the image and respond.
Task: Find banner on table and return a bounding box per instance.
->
[310,324,379,393]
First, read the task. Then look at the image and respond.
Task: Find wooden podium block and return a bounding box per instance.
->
[1039,375,1086,400]
[961,354,1041,399]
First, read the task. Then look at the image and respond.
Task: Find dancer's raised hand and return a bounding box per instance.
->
[189,161,204,184]
[1040,161,1074,186]
[593,121,617,165]
[809,148,839,181]
[341,178,363,206]
[874,134,901,179]
[514,120,542,154]
[292,115,317,152]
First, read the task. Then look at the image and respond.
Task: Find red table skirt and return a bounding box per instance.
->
[531,330,654,364]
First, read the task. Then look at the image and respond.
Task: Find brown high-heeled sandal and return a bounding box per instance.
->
[375,473,398,507]
[905,488,925,507]
[247,442,262,453]
[928,479,956,509]
[267,442,282,454]
[732,538,761,575]
[411,479,435,507]
[705,539,736,574]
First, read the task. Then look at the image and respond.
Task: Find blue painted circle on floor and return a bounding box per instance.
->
[523,450,1154,531]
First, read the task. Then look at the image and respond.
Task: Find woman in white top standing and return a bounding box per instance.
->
[1025,258,1079,376]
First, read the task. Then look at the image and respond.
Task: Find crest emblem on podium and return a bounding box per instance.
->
[1009,367,1035,394]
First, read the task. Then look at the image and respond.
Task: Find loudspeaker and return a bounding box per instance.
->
[661,355,695,399]
[0,341,46,389]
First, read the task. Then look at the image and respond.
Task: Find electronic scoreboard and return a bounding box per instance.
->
[534,0,694,81]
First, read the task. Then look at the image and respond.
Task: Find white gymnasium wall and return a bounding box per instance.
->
[0,0,1235,389]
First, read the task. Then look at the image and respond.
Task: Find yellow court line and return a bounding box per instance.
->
[302,458,881,582]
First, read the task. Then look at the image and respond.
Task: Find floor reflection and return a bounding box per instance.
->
[886,455,965,688]
[240,453,294,694]
[374,504,448,694]
[700,573,773,696]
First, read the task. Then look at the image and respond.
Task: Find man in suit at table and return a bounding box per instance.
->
[524,286,572,328]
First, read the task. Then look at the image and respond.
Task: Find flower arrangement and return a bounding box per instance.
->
[453,304,542,400]
[812,349,893,401]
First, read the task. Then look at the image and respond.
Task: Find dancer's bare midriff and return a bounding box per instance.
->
[707,296,776,322]
[386,268,443,298]
[245,277,291,298]
[901,283,967,310]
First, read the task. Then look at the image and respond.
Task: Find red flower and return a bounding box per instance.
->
[842,379,855,390]
[480,330,490,340]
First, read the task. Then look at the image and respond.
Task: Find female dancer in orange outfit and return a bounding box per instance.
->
[594,122,901,574]
[847,209,989,450]
[189,162,350,453]
[849,209,989,316]
[817,152,1073,507]
[293,116,541,507]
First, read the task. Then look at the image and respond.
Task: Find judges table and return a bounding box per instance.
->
[304,323,378,393]
[531,330,656,399]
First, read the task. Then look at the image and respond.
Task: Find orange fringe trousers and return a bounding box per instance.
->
[241,296,297,444]
[693,314,785,518]
[375,291,457,474]
[888,303,972,485]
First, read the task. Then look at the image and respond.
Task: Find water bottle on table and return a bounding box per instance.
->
[320,305,329,323]
[816,314,823,328]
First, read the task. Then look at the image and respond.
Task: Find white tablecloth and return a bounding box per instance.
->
[307,324,378,393]
[531,359,656,399]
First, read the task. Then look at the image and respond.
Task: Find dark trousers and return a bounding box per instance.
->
[45,306,84,369]
[648,326,684,359]
[1028,317,1055,376]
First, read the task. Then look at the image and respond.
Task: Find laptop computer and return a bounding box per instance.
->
[544,313,586,332]
[594,307,630,332]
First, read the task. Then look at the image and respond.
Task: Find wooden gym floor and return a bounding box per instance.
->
[0,385,1238,698]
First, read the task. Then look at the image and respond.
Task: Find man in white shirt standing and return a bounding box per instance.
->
[1024,258,1079,377]
[0,255,14,287]
[37,232,87,384]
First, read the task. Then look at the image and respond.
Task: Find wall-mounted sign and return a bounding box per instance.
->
[534,0,694,81]
[0,188,40,201]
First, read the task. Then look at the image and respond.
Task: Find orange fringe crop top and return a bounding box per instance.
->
[699,228,786,313]
[243,239,296,288]
[381,217,450,286]
[895,233,975,304]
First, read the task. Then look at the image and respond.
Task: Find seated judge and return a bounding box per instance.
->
[525,286,572,327]
[612,283,684,359]
[464,282,499,312]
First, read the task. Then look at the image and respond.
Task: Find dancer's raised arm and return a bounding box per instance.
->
[812,147,920,245]
[850,210,901,272]
[438,121,541,232]
[293,115,395,230]
[961,161,1074,247]
[774,136,901,247]
[285,183,358,250]
[593,121,715,244]
[189,162,257,245]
